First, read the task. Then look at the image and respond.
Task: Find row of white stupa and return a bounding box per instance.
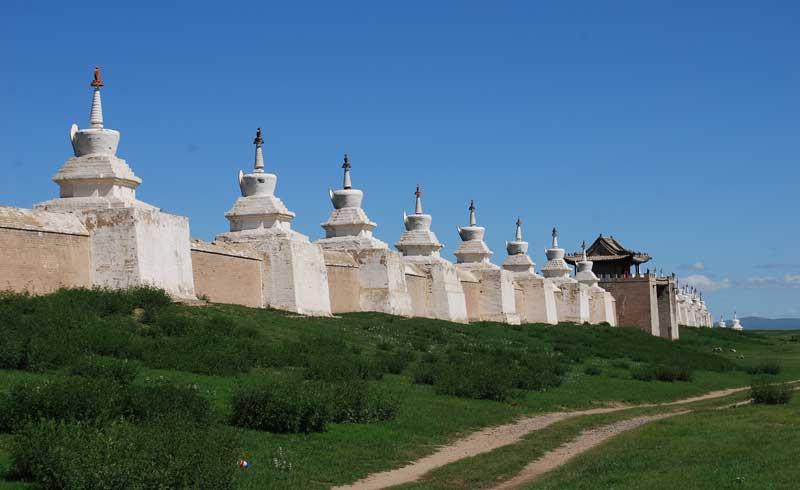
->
[29,68,621,326]
[675,285,713,328]
[718,313,744,331]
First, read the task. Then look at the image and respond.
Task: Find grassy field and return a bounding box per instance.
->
[1,288,798,489]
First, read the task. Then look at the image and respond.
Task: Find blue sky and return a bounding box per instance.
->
[2,1,798,318]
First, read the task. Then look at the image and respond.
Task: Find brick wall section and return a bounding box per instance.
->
[599,277,659,335]
[0,206,91,294]
[190,241,263,308]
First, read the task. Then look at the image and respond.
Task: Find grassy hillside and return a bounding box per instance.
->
[1,288,798,490]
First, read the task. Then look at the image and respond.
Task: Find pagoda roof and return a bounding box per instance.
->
[564,235,651,265]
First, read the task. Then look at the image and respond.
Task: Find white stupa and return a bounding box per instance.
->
[718,314,727,329]
[502,218,558,324]
[540,228,573,281]
[394,185,468,323]
[540,228,590,323]
[36,66,195,299]
[38,67,147,211]
[317,155,384,250]
[502,218,536,273]
[453,200,493,265]
[316,155,411,316]
[216,128,331,316]
[453,201,519,324]
[730,311,744,331]
[395,185,443,258]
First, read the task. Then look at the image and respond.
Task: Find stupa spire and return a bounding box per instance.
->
[415,184,423,214]
[253,128,265,173]
[89,66,104,129]
[469,200,476,226]
[552,227,559,248]
[515,217,522,241]
[581,240,587,261]
[342,154,352,189]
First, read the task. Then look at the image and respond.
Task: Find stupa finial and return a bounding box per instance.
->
[414,184,423,214]
[551,227,559,248]
[342,154,352,189]
[515,217,522,241]
[468,200,476,226]
[89,65,104,129]
[581,240,587,261]
[253,127,264,173]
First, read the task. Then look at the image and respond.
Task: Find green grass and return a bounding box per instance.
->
[525,396,800,490]
[1,288,799,489]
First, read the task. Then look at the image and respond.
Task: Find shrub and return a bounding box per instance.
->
[0,376,121,432]
[584,366,602,376]
[70,356,140,385]
[611,359,630,370]
[750,378,794,405]
[10,419,238,490]
[631,364,693,382]
[374,348,415,375]
[230,378,329,433]
[0,376,211,433]
[746,360,782,375]
[412,362,436,385]
[120,381,211,426]
[327,380,401,424]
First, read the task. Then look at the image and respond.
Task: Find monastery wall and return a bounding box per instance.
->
[190,240,263,308]
[656,282,678,340]
[404,266,430,317]
[323,251,361,314]
[0,206,91,294]
[600,277,660,336]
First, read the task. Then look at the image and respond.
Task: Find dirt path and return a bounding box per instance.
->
[332,384,764,490]
[490,411,687,490]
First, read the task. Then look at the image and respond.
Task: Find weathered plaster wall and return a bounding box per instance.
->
[459,271,482,322]
[80,208,196,299]
[355,249,413,316]
[600,278,659,335]
[190,240,263,308]
[462,268,520,324]
[0,206,91,294]
[251,238,332,316]
[513,275,559,325]
[657,283,678,339]
[323,251,360,314]
[554,282,591,324]
[405,271,430,317]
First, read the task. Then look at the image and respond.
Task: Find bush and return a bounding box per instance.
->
[374,348,416,375]
[120,381,211,426]
[750,378,794,405]
[0,376,211,433]
[0,376,121,432]
[327,380,401,424]
[230,378,329,433]
[10,419,238,490]
[611,359,630,370]
[631,364,693,382]
[584,366,602,376]
[746,360,782,375]
[70,356,140,385]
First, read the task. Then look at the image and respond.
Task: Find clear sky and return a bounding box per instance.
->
[2,1,798,318]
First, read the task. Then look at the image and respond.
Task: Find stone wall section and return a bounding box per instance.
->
[0,206,91,294]
[599,277,660,335]
[323,250,361,314]
[190,240,263,308]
